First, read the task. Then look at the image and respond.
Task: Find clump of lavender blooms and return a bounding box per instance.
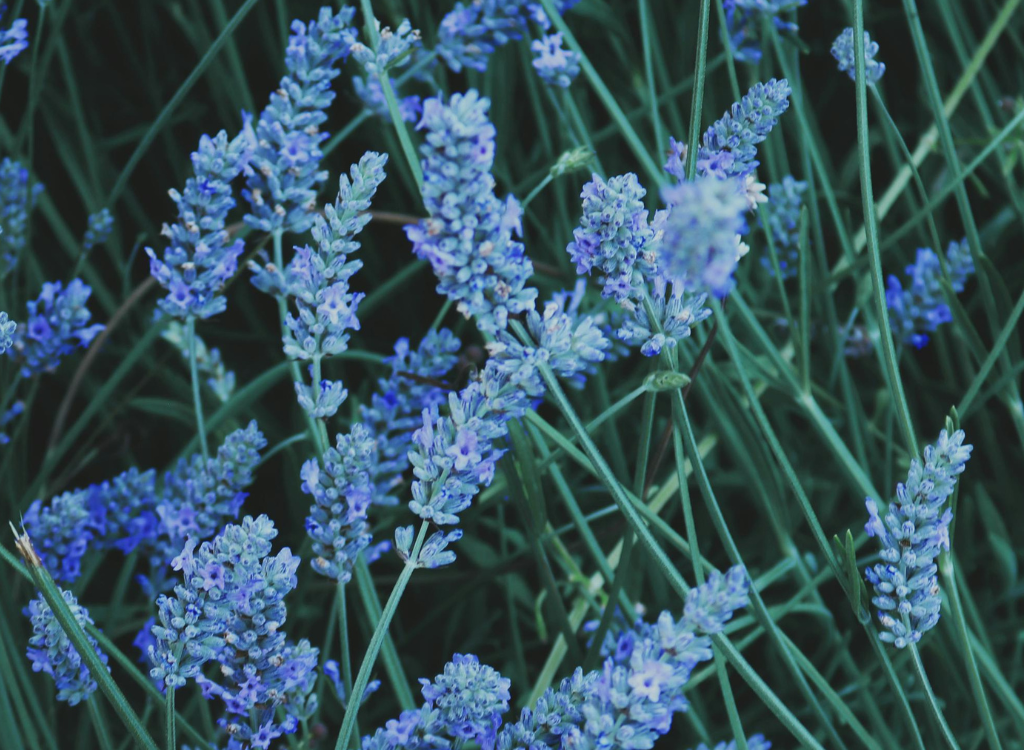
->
[496,566,750,749]
[362,653,511,750]
[0,310,15,353]
[23,489,93,584]
[617,273,712,357]
[82,208,114,252]
[0,157,44,276]
[698,79,792,180]
[407,91,536,334]
[691,737,773,750]
[244,6,356,235]
[531,32,580,88]
[864,428,972,648]
[10,280,104,377]
[723,0,805,64]
[832,27,886,84]
[252,151,388,419]
[886,239,974,349]
[25,589,109,706]
[761,175,807,279]
[147,128,254,320]
[0,10,27,65]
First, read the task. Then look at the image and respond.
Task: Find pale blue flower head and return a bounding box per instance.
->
[531,32,580,88]
[760,175,806,279]
[832,27,886,84]
[698,79,791,180]
[886,239,973,349]
[0,157,44,276]
[83,208,114,251]
[0,310,15,353]
[0,13,27,65]
[14,279,104,377]
[724,0,805,63]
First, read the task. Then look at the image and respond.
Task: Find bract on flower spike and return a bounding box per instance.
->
[886,239,974,349]
[11,279,104,377]
[362,653,511,750]
[494,566,749,749]
[244,6,356,235]
[147,128,254,320]
[406,91,537,334]
[252,151,388,419]
[832,27,886,84]
[25,589,109,706]
[864,428,972,647]
[0,157,44,277]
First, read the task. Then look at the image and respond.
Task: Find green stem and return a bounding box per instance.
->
[337,582,353,698]
[87,698,116,750]
[186,316,209,461]
[909,642,961,750]
[334,521,430,750]
[684,0,713,179]
[165,688,176,750]
[852,0,918,459]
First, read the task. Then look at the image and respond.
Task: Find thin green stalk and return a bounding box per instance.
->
[87,697,116,750]
[939,554,1002,750]
[909,642,961,750]
[334,521,430,750]
[186,316,209,461]
[10,530,159,750]
[638,0,666,151]
[852,0,918,459]
[684,0,713,179]
[337,583,354,699]
[165,688,176,750]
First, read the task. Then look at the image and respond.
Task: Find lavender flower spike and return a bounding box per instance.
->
[864,428,972,648]
[244,6,356,235]
[13,279,104,377]
[698,78,792,180]
[147,128,254,320]
[406,91,537,334]
[0,12,28,65]
[832,27,886,84]
[0,310,15,353]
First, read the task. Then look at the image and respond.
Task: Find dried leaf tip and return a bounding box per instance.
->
[9,520,41,566]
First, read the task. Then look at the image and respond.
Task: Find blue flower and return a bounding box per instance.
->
[617,272,712,357]
[723,0,805,63]
[193,515,319,747]
[23,489,94,584]
[658,177,749,297]
[496,566,750,749]
[0,310,15,353]
[698,79,792,180]
[363,654,511,750]
[25,589,109,705]
[243,7,356,235]
[147,129,254,320]
[88,467,160,555]
[83,208,114,251]
[690,736,772,750]
[360,329,462,505]
[406,91,537,334]
[663,136,688,182]
[886,239,973,349]
[351,18,421,76]
[325,661,380,708]
[0,157,44,276]
[0,12,27,65]
[566,173,657,302]
[252,152,388,419]
[760,175,807,279]
[531,32,580,88]
[352,72,423,123]
[832,27,886,84]
[12,279,104,376]
[865,428,972,648]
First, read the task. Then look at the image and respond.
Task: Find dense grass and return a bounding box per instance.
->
[2,0,1024,748]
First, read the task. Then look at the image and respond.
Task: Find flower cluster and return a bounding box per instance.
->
[362,653,511,750]
[407,91,537,334]
[886,239,974,349]
[698,79,792,180]
[0,310,14,353]
[617,273,712,357]
[761,175,807,279]
[723,0,805,64]
[11,279,104,377]
[25,422,266,587]
[161,319,236,402]
[252,152,388,419]
[351,19,421,78]
[0,10,27,65]
[436,0,579,73]
[691,737,772,750]
[243,7,355,235]
[658,177,749,297]
[531,32,579,88]
[352,73,423,123]
[496,566,750,749]
[25,589,109,706]
[864,428,972,648]
[832,27,886,84]
[147,128,254,320]
[193,517,319,748]
[0,157,44,276]
[566,172,656,302]
[82,208,114,251]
